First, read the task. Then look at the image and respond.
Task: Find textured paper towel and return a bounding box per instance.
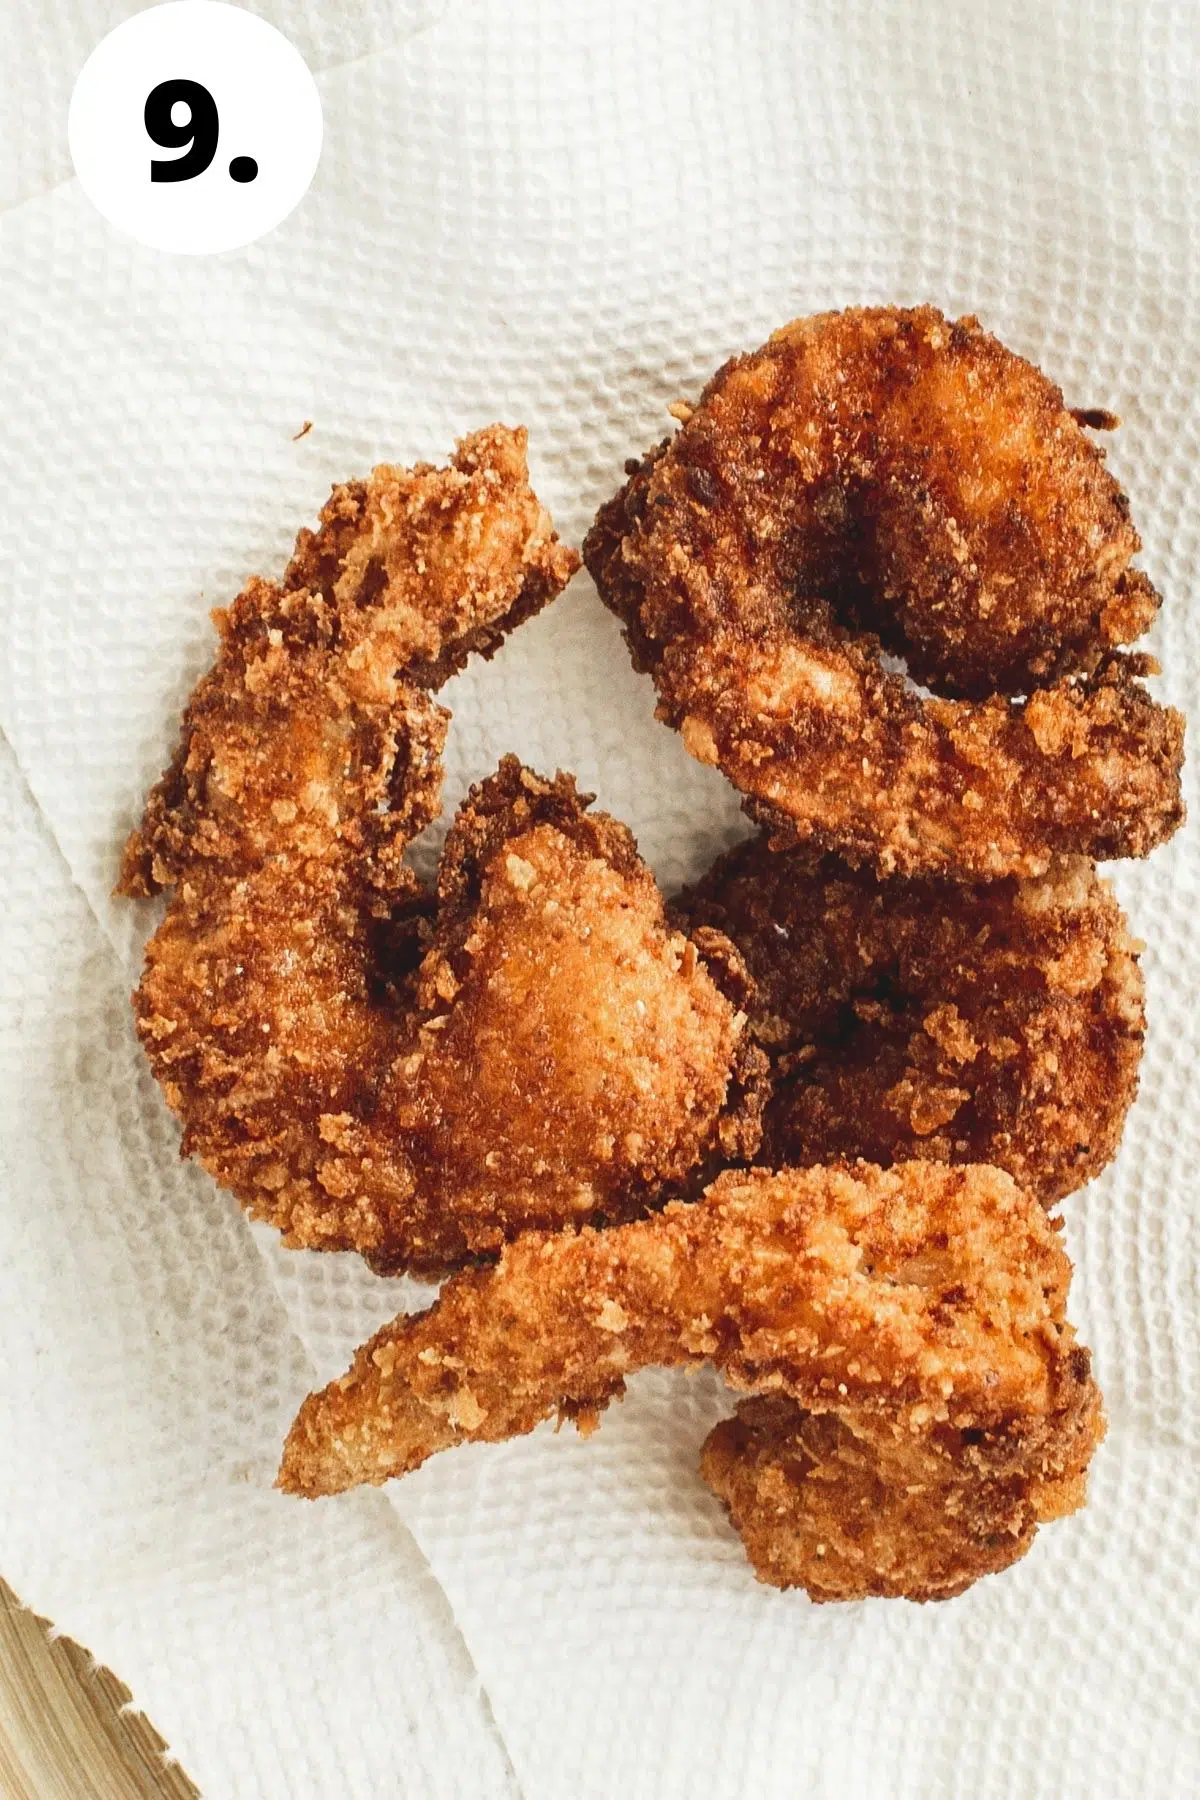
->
[0,737,518,1798]
[0,0,447,213]
[1,1,1199,1795]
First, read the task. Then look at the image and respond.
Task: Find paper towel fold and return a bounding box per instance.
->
[2,1,1199,1795]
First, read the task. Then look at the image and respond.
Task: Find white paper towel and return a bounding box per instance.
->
[0,0,447,213]
[0,738,518,1799]
[2,1,1199,1795]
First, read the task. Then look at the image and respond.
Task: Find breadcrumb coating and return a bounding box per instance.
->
[119,432,758,1273]
[584,306,1184,877]
[676,836,1144,1205]
[279,1161,1102,1601]
[701,1375,1102,1602]
[361,758,765,1272]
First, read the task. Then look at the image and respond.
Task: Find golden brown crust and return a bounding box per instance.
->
[700,1370,1103,1601]
[360,759,764,1272]
[125,754,756,1274]
[278,1162,1099,1601]
[675,837,1145,1205]
[121,426,577,900]
[118,430,758,1273]
[281,1160,1102,1599]
[584,306,1184,877]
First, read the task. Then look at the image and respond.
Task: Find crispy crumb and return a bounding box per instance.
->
[116,443,764,1274]
[279,1161,1103,1602]
[584,305,1183,877]
[675,836,1145,1205]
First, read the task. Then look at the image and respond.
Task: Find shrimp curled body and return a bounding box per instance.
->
[279,1162,1104,1603]
[585,306,1184,878]
[120,430,758,1275]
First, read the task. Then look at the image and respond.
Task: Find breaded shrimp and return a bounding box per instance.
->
[119,433,759,1274]
[676,836,1145,1205]
[279,1162,1102,1601]
[585,307,1184,877]
[353,759,765,1272]
[701,1375,1102,1602]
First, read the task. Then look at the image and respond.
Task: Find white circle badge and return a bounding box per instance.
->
[68,2,323,255]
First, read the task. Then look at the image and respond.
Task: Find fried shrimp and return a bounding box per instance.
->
[358,758,765,1272]
[279,1162,1103,1602]
[675,836,1144,1206]
[119,431,758,1274]
[701,1372,1102,1602]
[584,306,1184,877]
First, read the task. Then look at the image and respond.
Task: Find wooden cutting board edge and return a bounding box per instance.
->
[0,1579,200,1800]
